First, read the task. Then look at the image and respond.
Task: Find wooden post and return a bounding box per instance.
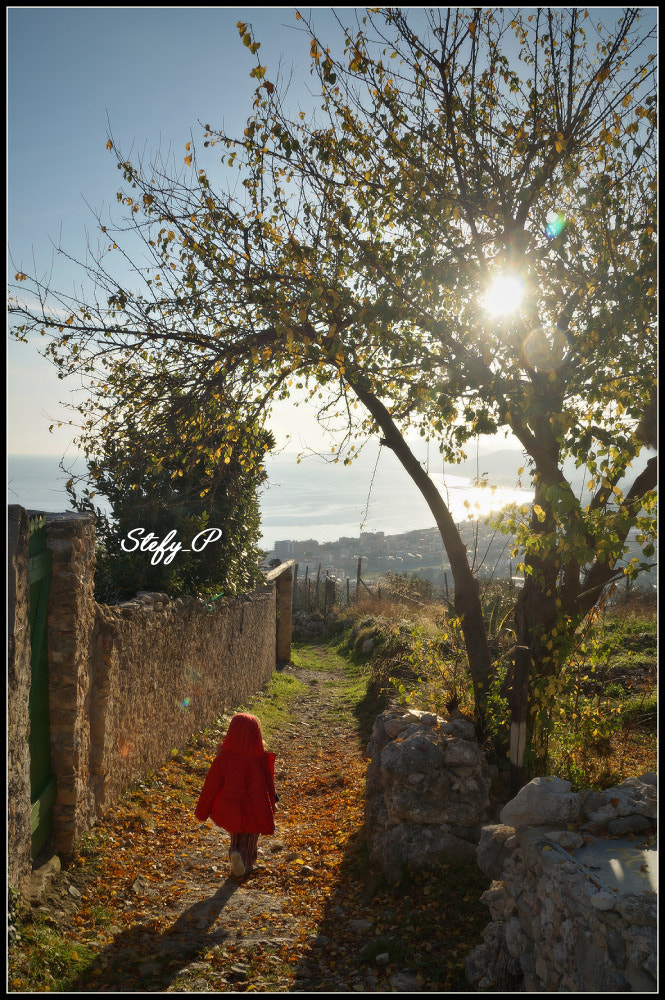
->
[356,557,362,601]
[324,575,335,618]
[346,577,350,606]
[293,563,299,610]
[508,645,531,794]
[315,563,322,611]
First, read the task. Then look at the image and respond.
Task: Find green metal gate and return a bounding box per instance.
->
[28,514,56,857]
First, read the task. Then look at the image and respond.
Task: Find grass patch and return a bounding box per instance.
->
[8,911,98,993]
[241,671,308,743]
[291,633,389,738]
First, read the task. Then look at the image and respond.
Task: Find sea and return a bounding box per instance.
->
[7,447,535,552]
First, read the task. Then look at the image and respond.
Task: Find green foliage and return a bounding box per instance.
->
[67,397,273,601]
[525,594,657,783]
[8,913,97,992]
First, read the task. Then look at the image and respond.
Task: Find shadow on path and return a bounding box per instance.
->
[69,878,242,992]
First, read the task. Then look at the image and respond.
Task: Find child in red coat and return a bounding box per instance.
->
[195,713,276,877]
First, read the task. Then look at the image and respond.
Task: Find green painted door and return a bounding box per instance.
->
[28,515,56,857]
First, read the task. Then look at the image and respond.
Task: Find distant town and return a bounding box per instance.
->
[266,520,520,588]
[266,520,655,591]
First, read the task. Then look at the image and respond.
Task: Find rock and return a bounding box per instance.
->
[616,894,657,928]
[390,970,420,991]
[499,776,582,828]
[365,707,490,879]
[469,774,657,993]
[480,881,517,921]
[582,775,657,826]
[544,829,585,850]
[476,824,517,880]
[605,814,652,836]
[229,964,248,982]
[348,918,373,933]
[27,853,61,906]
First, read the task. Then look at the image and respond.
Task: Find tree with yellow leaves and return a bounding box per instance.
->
[10,8,657,787]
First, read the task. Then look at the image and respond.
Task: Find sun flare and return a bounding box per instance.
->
[485,275,524,316]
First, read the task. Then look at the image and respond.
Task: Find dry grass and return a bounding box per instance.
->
[331,586,657,790]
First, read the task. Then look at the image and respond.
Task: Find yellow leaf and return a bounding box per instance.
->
[184,154,192,166]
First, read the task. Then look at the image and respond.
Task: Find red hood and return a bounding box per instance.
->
[220,713,265,757]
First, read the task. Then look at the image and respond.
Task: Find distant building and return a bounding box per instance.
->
[274,539,295,559]
[360,530,386,551]
[294,539,320,560]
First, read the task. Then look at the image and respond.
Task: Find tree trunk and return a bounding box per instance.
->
[508,469,562,785]
[348,379,494,722]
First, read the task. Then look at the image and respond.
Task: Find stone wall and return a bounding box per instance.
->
[8,507,33,895]
[364,707,492,881]
[465,774,658,992]
[45,513,98,859]
[8,507,281,887]
[87,588,276,831]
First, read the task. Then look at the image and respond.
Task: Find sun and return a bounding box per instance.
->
[485,275,524,316]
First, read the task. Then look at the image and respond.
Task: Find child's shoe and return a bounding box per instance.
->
[230,851,246,877]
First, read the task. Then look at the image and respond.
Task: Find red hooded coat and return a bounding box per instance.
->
[195,713,276,834]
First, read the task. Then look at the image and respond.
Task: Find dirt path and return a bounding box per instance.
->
[14,645,489,992]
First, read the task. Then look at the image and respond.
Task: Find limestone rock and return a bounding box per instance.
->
[582,775,657,827]
[499,775,582,828]
[468,774,657,993]
[476,824,518,880]
[364,707,490,880]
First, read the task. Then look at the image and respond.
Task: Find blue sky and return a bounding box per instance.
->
[10,8,648,463]
[7,5,520,463]
[8,6,330,456]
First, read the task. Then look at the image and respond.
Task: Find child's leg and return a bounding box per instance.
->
[229,833,259,873]
[229,833,245,876]
[239,833,259,870]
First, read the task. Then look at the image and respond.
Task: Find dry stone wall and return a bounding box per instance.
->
[364,707,492,881]
[362,700,657,992]
[8,507,33,895]
[465,774,658,992]
[45,513,98,858]
[9,508,279,887]
[89,588,276,825]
